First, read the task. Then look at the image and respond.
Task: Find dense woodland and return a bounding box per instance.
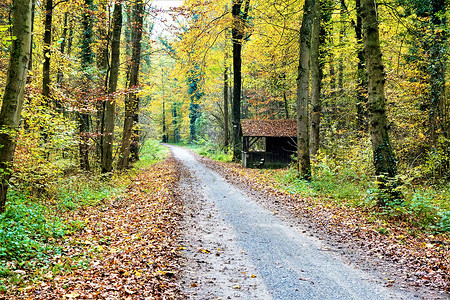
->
[0,0,449,295]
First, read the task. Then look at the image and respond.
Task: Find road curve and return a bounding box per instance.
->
[171,145,415,300]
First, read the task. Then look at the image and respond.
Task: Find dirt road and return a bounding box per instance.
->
[171,146,416,299]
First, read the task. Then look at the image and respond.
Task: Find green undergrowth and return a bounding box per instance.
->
[274,162,450,234]
[134,139,170,169]
[188,139,233,162]
[0,140,168,291]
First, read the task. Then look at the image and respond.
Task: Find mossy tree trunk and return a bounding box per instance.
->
[310,0,321,157]
[0,0,33,212]
[297,0,314,180]
[118,0,143,170]
[102,2,122,173]
[361,0,400,205]
[231,0,250,162]
[355,0,368,131]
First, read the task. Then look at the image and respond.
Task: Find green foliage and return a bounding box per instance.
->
[275,168,316,197]
[0,190,67,260]
[0,24,16,47]
[417,136,450,182]
[14,99,78,197]
[281,143,374,204]
[276,145,450,232]
[276,160,371,205]
[191,138,232,162]
[134,139,170,169]
[437,211,450,232]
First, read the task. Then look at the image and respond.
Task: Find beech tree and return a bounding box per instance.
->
[118,0,144,170]
[309,0,321,156]
[102,2,122,173]
[297,0,315,179]
[361,0,400,204]
[231,0,250,162]
[79,0,94,171]
[0,0,33,212]
[42,0,53,102]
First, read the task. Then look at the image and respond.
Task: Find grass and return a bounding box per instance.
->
[187,141,233,162]
[134,139,170,169]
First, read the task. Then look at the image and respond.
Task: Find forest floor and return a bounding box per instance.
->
[4,156,184,299]
[3,145,449,299]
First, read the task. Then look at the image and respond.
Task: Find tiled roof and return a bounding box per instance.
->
[241,119,297,137]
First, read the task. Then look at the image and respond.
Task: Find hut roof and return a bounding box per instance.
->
[241,119,297,137]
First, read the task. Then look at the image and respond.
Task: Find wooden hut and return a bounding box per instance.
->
[241,119,297,168]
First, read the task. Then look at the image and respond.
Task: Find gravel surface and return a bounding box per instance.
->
[171,145,419,299]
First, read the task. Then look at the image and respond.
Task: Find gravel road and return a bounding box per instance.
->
[171,145,417,299]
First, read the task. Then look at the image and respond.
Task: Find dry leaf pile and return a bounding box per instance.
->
[4,156,184,299]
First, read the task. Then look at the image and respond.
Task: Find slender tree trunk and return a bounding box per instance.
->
[97,2,109,165]
[172,103,179,143]
[297,0,314,180]
[162,100,167,143]
[27,0,35,83]
[56,12,68,87]
[79,0,94,171]
[118,0,143,170]
[55,11,67,113]
[361,0,399,205]
[0,0,32,212]
[283,91,290,119]
[428,0,446,148]
[224,52,229,149]
[338,0,345,95]
[310,0,321,156]
[42,0,53,102]
[130,103,140,162]
[231,0,250,162]
[67,15,73,55]
[355,0,367,131]
[102,2,122,173]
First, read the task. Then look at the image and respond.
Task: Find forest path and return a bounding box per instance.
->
[170,145,413,300]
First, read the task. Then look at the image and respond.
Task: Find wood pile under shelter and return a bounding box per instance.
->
[240,119,297,168]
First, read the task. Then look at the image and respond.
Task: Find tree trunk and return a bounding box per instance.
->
[56,12,68,87]
[97,1,109,165]
[118,0,143,170]
[162,100,167,143]
[102,2,122,173]
[428,0,446,148]
[42,0,53,102]
[283,91,290,119]
[27,0,35,83]
[355,0,367,131]
[79,0,94,171]
[231,0,250,162]
[310,0,321,156]
[338,0,345,95]
[297,0,314,180]
[172,103,179,143]
[361,0,399,205]
[0,0,32,212]
[224,52,229,149]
